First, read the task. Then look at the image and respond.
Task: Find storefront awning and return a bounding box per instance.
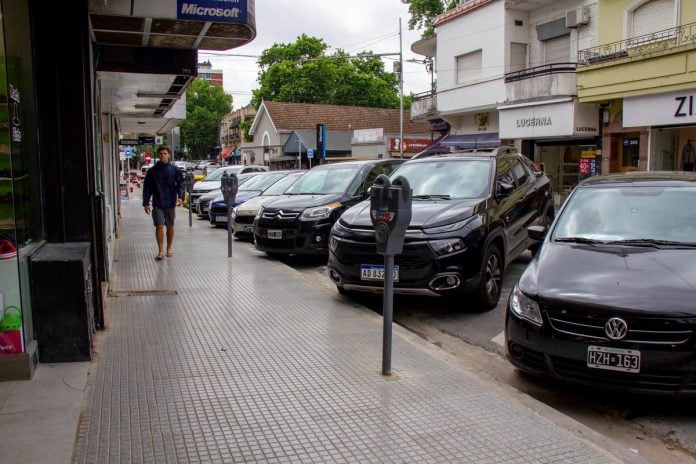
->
[440,132,500,149]
[221,147,233,157]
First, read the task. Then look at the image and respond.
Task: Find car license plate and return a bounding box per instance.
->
[360,264,399,282]
[202,205,209,212]
[587,346,640,373]
[216,215,228,223]
[268,230,282,239]
[244,225,254,233]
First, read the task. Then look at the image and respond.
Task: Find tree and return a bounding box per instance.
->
[403,0,457,38]
[180,79,232,158]
[251,34,404,109]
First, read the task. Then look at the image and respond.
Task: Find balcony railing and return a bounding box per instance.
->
[504,63,577,83]
[578,22,696,66]
[410,90,436,120]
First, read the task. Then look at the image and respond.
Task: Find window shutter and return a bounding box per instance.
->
[510,43,527,73]
[456,50,482,84]
[544,34,570,64]
[632,0,674,37]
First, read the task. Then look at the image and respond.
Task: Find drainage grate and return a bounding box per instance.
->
[108,290,178,297]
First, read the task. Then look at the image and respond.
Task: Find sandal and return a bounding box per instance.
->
[155,254,164,261]
[166,251,173,257]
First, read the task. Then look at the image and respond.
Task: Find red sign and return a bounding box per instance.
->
[145,153,152,163]
[389,138,432,153]
[578,158,591,174]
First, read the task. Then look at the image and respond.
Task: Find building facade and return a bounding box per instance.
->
[197,60,224,87]
[577,0,696,174]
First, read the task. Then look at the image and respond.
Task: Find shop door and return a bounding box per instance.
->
[653,129,677,171]
[540,145,580,208]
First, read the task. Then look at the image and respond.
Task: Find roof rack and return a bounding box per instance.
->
[411,145,518,160]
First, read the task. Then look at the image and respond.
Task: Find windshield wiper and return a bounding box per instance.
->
[554,237,607,245]
[413,194,451,200]
[606,239,696,248]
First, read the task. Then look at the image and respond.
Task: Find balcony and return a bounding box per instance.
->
[504,63,577,102]
[578,22,696,66]
[410,90,437,120]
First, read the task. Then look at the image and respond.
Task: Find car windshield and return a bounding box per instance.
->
[553,185,696,244]
[239,173,287,192]
[285,165,362,195]
[263,173,304,195]
[205,167,241,181]
[391,159,492,199]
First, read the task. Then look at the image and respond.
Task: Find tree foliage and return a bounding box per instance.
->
[180,79,232,158]
[251,34,404,109]
[403,0,457,38]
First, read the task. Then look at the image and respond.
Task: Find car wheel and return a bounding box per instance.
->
[474,244,503,311]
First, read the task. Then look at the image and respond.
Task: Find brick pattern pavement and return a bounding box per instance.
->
[73,199,623,463]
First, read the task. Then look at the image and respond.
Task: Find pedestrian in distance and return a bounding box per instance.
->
[142,146,184,260]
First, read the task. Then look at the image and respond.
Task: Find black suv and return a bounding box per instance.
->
[327,147,553,310]
[254,159,403,256]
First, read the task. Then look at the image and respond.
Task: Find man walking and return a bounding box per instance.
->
[143,146,184,260]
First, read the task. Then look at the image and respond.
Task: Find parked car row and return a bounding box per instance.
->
[188,149,696,396]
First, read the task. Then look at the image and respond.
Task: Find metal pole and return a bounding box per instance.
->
[399,17,404,159]
[227,203,233,257]
[297,138,301,169]
[382,254,394,375]
[187,182,192,227]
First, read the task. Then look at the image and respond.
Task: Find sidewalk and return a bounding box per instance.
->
[63,198,648,464]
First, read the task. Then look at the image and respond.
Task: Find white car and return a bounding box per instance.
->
[231,171,306,238]
[190,167,268,208]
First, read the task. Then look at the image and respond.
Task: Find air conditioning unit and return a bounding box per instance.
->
[566,7,590,28]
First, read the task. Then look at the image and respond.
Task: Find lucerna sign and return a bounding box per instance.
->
[516,117,552,128]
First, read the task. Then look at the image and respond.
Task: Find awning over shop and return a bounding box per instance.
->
[440,132,500,149]
[221,147,233,157]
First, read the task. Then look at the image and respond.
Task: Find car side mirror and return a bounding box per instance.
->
[527,224,548,241]
[496,181,514,197]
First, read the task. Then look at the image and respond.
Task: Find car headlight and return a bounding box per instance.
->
[231,207,237,219]
[300,202,341,221]
[428,238,465,256]
[510,285,542,326]
[331,220,349,235]
[256,207,264,220]
[423,217,477,235]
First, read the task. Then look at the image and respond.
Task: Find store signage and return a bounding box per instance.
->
[388,138,431,153]
[353,128,384,143]
[177,0,247,22]
[499,101,599,138]
[139,136,156,144]
[624,90,696,127]
[118,139,139,145]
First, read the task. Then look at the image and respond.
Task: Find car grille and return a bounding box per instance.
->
[335,237,431,267]
[546,309,695,345]
[550,357,691,392]
[263,210,300,220]
[256,237,295,249]
[234,215,254,224]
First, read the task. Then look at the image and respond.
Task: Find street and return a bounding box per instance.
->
[234,229,696,464]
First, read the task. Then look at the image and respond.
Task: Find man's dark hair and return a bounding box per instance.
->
[157,145,170,155]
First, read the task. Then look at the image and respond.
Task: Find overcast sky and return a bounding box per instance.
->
[198,0,432,109]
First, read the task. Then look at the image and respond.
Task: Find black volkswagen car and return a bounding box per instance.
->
[254,159,402,256]
[506,172,696,395]
[327,147,554,310]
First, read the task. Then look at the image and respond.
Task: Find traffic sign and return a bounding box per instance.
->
[307,148,314,159]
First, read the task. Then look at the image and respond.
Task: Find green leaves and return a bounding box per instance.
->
[181,79,232,158]
[251,35,402,109]
[404,0,458,38]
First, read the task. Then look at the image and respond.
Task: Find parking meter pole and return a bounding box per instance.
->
[227,203,233,257]
[382,254,394,375]
[185,174,193,227]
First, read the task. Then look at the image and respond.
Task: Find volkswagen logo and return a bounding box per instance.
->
[605,317,628,340]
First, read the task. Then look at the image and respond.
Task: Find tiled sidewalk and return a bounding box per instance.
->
[71,198,644,463]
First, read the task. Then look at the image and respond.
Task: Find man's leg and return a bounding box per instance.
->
[155,225,165,257]
[166,226,174,255]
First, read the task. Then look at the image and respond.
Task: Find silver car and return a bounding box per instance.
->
[195,172,262,217]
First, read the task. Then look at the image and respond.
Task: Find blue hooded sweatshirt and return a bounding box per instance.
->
[142,161,184,208]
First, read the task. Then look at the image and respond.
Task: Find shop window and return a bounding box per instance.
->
[622,137,640,168]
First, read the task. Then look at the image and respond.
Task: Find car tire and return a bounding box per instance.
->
[473,244,503,311]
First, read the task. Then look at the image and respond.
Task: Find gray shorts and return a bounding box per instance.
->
[152,207,176,227]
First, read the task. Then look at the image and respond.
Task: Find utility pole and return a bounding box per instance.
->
[399,17,404,159]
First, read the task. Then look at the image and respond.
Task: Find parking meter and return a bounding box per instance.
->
[221,172,239,257]
[184,172,194,227]
[369,174,412,376]
[370,175,412,256]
